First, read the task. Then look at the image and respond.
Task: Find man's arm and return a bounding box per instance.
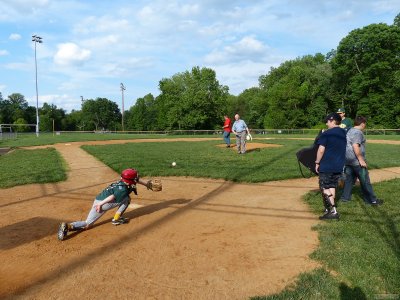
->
[315,145,326,173]
[231,123,237,135]
[352,143,367,167]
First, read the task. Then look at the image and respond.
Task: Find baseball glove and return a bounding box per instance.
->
[146,179,162,192]
[246,133,253,141]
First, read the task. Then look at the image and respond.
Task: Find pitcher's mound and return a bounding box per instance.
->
[217,142,281,151]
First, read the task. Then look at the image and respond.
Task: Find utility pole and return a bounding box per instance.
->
[32,35,43,137]
[120,83,126,131]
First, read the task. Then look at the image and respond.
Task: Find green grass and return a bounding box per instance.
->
[81,139,314,182]
[0,132,170,148]
[253,179,400,299]
[81,139,400,182]
[1,132,399,148]
[0,148,67,188]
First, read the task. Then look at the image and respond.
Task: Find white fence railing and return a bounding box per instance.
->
[53,128,400,136]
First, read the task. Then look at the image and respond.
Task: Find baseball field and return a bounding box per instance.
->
[1,136,400,299]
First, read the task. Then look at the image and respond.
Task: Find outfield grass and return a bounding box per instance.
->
[1,131,399,148]
[81,139,400,182]
[0,148,67,188]
[1,139,399,187]
[0,132,169,147]
[253,179,400,299]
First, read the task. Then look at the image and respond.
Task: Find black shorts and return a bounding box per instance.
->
[319,172,341,189]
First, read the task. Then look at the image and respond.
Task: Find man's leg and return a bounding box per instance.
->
[340,166,355,202]
[319,173,340,220]
[356,167,380,204]
[223,131,230,147]
[240,131,246,153]
[236,134,241,153]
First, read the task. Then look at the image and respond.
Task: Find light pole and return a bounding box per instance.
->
[120,83,126,131]
[32,35,43,137]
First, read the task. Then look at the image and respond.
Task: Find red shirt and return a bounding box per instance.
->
[223,118,231,132]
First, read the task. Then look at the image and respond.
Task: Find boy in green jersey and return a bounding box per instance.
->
[58,168,148,241]
[337,108,353,131]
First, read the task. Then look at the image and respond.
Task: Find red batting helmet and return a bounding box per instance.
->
[121,168,138,185]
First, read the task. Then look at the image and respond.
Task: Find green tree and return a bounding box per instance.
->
[81,98,121,131]
[13,118,30,132]
[7,93,28,121]
[259,54,333,128]
[157,66,229,130]
[394,13,400,27]
[39,103,66,131]
[236,87,266,128]
[331,23,400,127]
[223,94,238,118]
[126,94,157,130]
[62,110,84,131]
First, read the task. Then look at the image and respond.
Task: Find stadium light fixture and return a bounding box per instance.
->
[32,35,43,137]
[120,83,126,131]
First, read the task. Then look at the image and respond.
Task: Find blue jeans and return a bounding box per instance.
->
[223,131,231,146]
[340,165,377,203]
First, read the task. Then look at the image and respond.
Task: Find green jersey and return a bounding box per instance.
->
[340,118,353,130]
[96,180,134,203]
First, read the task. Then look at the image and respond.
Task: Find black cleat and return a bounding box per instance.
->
[319,211,340,220]
[111,217,129,226]
[370,199,384,206]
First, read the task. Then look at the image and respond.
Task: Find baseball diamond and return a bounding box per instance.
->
[1,138,400,299]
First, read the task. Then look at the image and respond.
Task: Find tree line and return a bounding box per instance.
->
[1,15,399,132]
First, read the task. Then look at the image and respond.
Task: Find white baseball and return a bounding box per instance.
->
[172,162,176,167]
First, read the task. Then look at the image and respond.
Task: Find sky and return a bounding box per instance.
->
[0,0,399,113]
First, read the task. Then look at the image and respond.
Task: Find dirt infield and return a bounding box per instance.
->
[1,139,400,299]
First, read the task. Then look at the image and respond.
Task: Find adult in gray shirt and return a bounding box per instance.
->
[340,116,383,205]
[231,114,250,154]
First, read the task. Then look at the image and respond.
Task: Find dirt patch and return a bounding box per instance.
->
[0,147,12,155]
[1,138,400,299]
[217,142,282,152]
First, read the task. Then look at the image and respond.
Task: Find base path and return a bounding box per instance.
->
[1,139,399,299]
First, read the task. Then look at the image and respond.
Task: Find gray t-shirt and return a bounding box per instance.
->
[345,127,366,166]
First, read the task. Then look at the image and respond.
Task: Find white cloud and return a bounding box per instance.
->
[205,36,268,64]
[5,62,29,71]
[54,43,91,66]
[0,49,9,56]
[39,93,79,111]
[73,16,130,35]
[9,33,21,40]
[210,56,286,95]
[0,0,50,21]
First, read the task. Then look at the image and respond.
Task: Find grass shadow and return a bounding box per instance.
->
[339,282,367,300]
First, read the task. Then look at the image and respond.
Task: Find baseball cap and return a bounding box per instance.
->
[325,113,342,123]
[337,108,345,113]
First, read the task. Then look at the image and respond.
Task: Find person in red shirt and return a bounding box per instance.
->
[222,115,232,148]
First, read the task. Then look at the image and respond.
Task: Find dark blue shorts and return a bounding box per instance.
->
[319,172,341,189]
